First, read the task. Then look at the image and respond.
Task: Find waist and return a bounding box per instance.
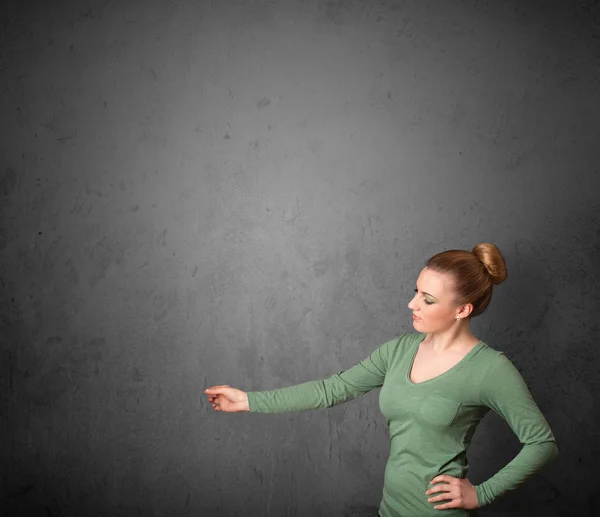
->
[380,459,469,517]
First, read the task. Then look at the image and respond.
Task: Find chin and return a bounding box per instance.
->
[412,318,427,330]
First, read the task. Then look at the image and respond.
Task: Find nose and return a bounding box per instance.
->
[408,293,419,312]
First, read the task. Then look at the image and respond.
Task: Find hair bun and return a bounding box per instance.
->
[472,243,508,285]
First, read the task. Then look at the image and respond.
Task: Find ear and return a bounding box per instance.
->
[458,303,474,318]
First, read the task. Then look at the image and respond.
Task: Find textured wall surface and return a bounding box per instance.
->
[1,0,599,516]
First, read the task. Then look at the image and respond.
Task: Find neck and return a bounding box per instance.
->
[422,324,478,353]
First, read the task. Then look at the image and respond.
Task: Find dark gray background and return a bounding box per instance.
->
[1,0,598,516]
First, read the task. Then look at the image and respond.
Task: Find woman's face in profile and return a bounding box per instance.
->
[408,268,459,331]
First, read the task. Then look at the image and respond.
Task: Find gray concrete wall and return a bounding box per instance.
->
[1,0,598,515]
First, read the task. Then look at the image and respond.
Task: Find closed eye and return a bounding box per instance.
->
[414,288,434,305]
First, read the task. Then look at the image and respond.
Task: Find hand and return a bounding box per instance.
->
[426,475,480,511]
[204,385,250,412]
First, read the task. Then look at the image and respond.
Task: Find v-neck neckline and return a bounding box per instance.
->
[406,333,484,386]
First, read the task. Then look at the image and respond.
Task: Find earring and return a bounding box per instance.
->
[456,317,460,321]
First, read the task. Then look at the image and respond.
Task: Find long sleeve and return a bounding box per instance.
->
[474,353,559,507]
[246,336,399,413]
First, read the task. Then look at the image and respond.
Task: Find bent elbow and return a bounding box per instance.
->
[549,440,559,463]
[524,438,559,466]
[538,438,559,465]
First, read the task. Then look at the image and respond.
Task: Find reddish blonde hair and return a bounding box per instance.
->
[425,242,508,318]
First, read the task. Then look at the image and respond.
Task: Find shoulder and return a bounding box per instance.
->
[376,332,425,346]
[476,344,530,391]
[395,332,427,348]
[469,342,521,386]
[473,340,508,364]
[374,332,423,354]
[477,342,521,369]
[379,332,425,357]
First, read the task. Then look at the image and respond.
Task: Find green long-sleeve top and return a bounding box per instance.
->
[247,332,558,517]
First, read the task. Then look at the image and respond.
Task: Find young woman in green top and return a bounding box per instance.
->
[205,242,558,516]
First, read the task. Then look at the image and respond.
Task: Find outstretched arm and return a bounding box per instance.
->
[474,353,559,507]
[246,335,400,413]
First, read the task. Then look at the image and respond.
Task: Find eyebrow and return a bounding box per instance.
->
[415,285,437,299]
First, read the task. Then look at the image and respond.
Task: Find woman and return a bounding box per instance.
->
[204,242,558,516]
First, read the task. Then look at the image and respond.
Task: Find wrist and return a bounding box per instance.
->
[474,484,487,508]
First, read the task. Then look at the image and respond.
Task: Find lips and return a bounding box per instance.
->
[412,314,420,320]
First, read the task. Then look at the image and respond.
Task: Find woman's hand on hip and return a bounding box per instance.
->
[426,475,480,511]
[204,385,250,412]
